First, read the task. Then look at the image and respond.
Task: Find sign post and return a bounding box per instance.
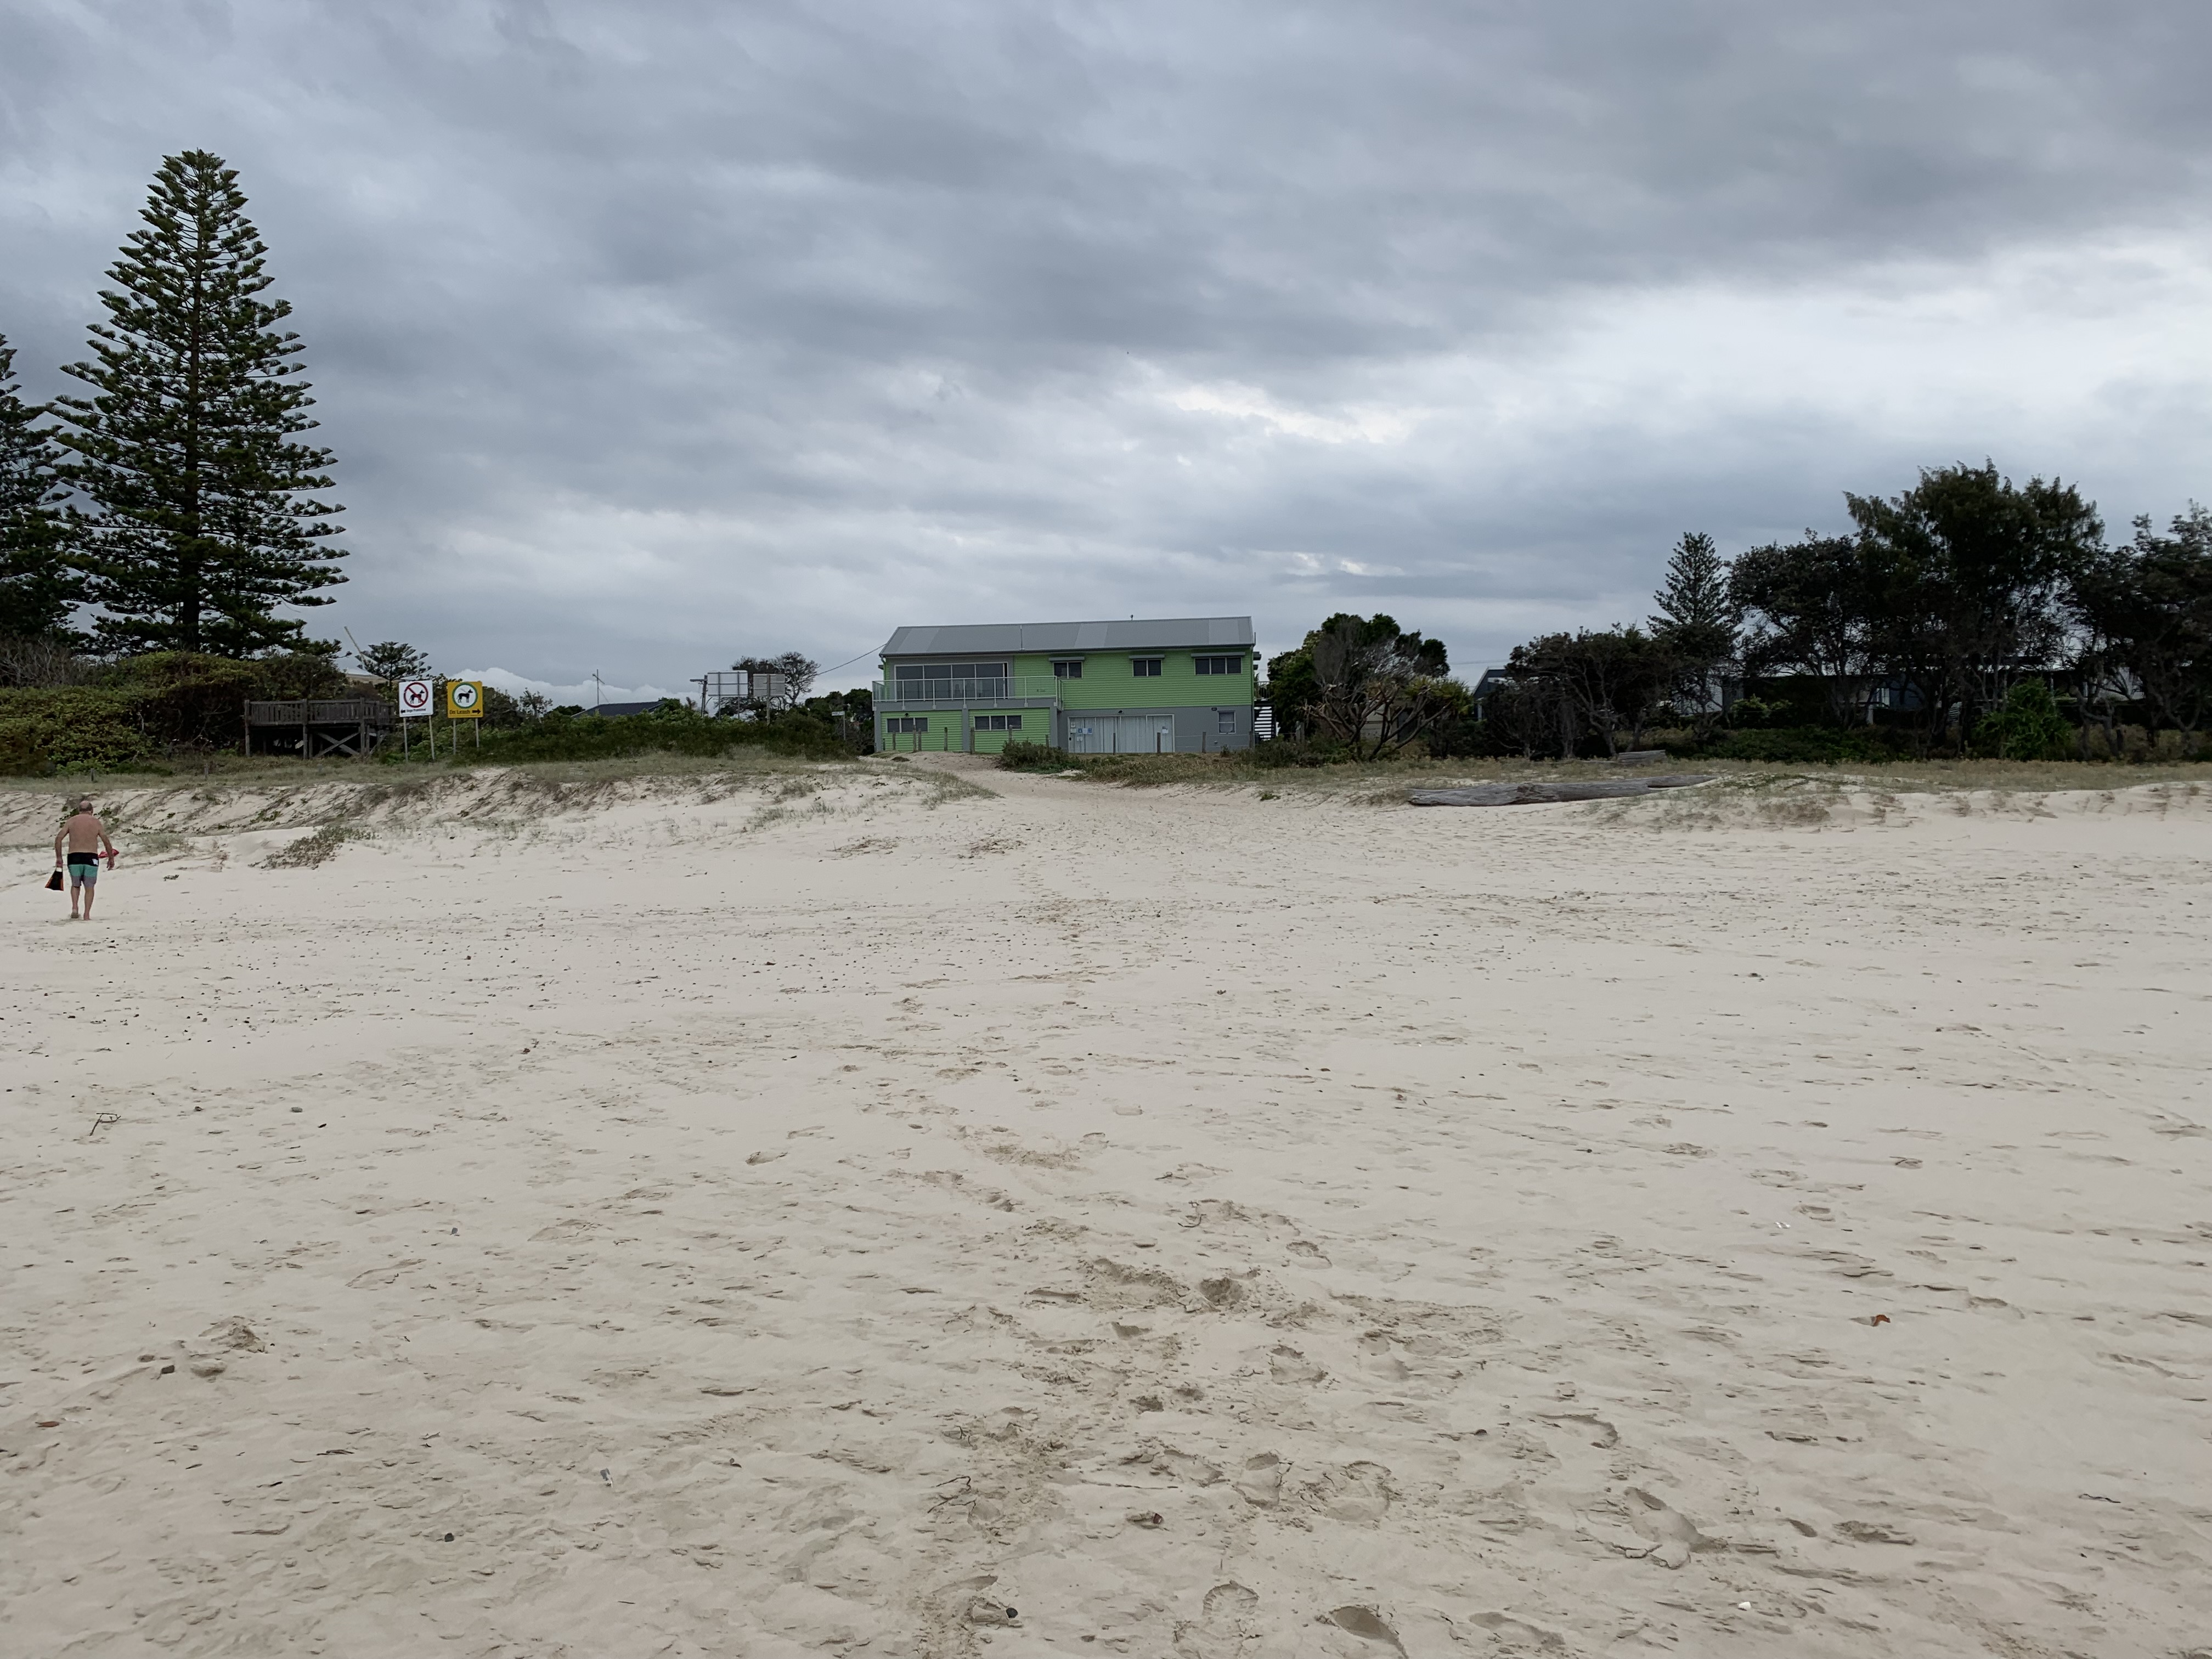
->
[398,677,433,760]
[446,680,484,751]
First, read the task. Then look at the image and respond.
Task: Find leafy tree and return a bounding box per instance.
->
[733,651,819,712]
[1729,533,1880,724]
[1272,613,1459,759]
[0,334,76,642]
[1846,461,2100,737]
[1266,613,1449,751]
[2067,506,2212,737]
[1468,671,1571,759]
[1506,627,1672,757]
[52,150,345,656]
[355,640,432,681]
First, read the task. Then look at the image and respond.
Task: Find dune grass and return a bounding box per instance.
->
[1047,746,2206,795]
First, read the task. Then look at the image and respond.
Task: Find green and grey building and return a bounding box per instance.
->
[874,616,1257,754]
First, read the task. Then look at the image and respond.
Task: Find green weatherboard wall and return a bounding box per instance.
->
[877,648,1254,752]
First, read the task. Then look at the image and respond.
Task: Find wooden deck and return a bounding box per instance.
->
[242,699,397,758]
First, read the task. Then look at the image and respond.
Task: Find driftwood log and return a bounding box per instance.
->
[1408,775,1714,807]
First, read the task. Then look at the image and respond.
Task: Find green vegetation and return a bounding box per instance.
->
[1972,680,2075,761]
[0,648,347,774]
[260,820,369,867]
[995,740,1070,771]
[1464,463,2208,762]
[1009,743,2212,799]
[433,702,851,768]
[1263,614,1463,759]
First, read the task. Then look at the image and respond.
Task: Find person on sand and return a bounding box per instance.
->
[54,797,117,921]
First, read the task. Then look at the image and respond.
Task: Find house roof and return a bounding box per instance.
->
[879,617,1255,657]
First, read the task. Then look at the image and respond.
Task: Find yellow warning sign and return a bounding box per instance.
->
[445,680,484,719]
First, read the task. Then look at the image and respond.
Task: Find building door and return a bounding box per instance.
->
[1114,715,1173,753]
[1065,715,1175,753]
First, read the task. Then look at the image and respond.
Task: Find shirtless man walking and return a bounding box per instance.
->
[53,797,117,920]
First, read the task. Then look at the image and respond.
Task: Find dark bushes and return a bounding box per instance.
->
[452,703,850,766]
[1681,726,1915,764]
[995,740,1068,771]
[1248,735,1346,768]
[0,648,355,774]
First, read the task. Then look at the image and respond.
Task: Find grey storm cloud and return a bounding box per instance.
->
[3,0,2208,689]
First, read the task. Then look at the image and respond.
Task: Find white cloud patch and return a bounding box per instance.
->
[456,669,686,708]
[1168,381,1420,446]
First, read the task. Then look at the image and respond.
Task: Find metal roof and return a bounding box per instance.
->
[879,617,1255,657]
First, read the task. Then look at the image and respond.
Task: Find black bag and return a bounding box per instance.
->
[46,870,65,890]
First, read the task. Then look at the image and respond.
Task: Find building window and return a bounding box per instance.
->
[1051,659,1083,679]
[885,717,929,733]
[1194,655,1243,675]
[891,662,1009,695]
[974,714,1023,731]
[1216,709,1237,735]
[1130,657,1163,677]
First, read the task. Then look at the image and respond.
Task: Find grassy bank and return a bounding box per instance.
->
[1014,746,2212,797]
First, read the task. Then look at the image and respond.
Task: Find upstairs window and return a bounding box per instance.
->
[893,661,1010,691]
[1194,655,1244,675]
[1051,659,1084,679]
[1130,657,1163,678]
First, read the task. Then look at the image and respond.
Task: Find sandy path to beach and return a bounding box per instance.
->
[3,765,2207,1657]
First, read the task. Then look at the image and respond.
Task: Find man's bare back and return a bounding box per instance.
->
[59,811,109,855]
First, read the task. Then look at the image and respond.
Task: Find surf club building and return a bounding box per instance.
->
[873,617,1257,754]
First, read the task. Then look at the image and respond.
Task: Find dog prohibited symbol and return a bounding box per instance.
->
[445,680,484,719]
[398,678,434,717]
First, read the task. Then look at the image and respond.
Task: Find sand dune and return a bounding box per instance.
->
[3,761,2208,1657]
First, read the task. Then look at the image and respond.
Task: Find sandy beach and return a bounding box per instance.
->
[3,761,2208,1658]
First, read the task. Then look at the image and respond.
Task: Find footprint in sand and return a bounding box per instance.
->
[1315,1605,1406,1657]
[1232,1453,1282,1507]
[1175,1582,1261,1659]
[1295,1461,1392,1522]
[1625,1487,1705,1568]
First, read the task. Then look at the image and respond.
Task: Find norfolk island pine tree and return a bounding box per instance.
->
[0,333,77,642]
[52,150,345,656]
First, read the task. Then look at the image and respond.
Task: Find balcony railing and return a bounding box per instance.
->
[873,676,1065,708]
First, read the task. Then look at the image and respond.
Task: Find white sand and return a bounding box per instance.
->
[3,763,2208,1657]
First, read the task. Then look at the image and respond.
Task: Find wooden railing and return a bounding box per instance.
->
[244,699,396,726]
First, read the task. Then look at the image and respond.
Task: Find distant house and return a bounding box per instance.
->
[874,617,1257,753]
[589,700,668,718]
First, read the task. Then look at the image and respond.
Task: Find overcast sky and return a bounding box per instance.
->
[4,1,2208,698]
